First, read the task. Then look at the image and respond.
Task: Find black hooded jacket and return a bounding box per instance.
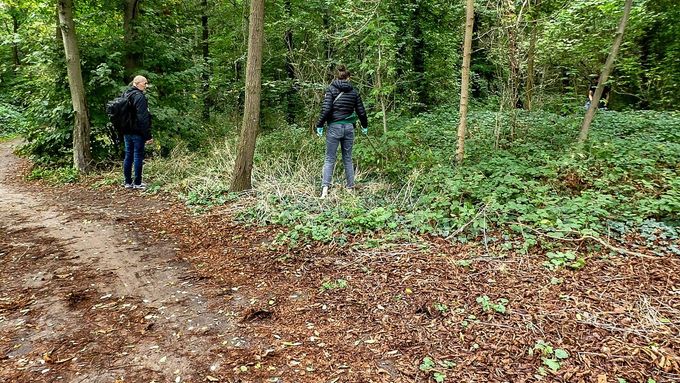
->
[315,80,368,128]
[123,86,152,140]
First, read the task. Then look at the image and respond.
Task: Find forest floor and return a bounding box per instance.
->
[0,139,678,383]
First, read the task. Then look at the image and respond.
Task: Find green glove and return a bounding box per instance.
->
[316,127,323,137]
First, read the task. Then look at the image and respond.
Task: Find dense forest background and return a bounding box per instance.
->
[1,0,679,154]
[0,0,678,245]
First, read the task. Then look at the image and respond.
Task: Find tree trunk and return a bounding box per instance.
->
[230,0,265,192]
[578,0,633,144]
[377,43,388,134]
[55,4,62,47]
[202,0,211,121]
[412,3,427,111]
[57,0,91,172]
[525,0,539,111]
[124,0,141,78]
[284,0,296,124]
[54,4,68,92]
[456,0,474,164]
[11,13,20,67]
[323,11,334,82]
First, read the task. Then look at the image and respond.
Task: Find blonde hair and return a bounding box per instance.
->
[132,75,147,86]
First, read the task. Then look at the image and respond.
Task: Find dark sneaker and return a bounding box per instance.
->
[123,183,133,189]
[133,183,147,190]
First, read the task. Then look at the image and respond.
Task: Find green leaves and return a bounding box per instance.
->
[543,251,587,271]
[419,357,436,372]
[419,356,455,382]
[532,341,570,374]
[554,348,570,359]
[541,357,561,372]
[320,279,348,292]
[476,295,509,314]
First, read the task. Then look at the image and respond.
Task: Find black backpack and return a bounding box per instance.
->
[106,93,134,144]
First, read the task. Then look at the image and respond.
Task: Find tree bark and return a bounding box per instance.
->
[124,0,141,78]
[11,12,20,67]
[322,11,334,82]
[57,0,91,172]
[284,0,296,124]
[202,0,211,121]
[412,2,427,111]
[377,43,388,134]
[578,0,633,144]
[456,0,474,164]
[525,0,539,111]
[230,0,265,192]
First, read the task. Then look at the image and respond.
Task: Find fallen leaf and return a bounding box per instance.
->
[597,374,607,383]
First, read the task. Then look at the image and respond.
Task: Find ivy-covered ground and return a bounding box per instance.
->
[1,109,679,382]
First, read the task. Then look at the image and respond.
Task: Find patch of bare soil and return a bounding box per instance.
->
[1,139,678,383]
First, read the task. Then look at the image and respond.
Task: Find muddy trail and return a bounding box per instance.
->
[0,141,246,382]
[1,139,679,383]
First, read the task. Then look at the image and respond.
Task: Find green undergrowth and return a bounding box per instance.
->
[26,165,80,184]
[247,110,680,250]
[0,101,23,141]
[136,110,680,251]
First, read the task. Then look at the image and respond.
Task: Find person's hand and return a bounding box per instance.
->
[316,127,323,137]
[361,127,368,135]
[146,138,154,145]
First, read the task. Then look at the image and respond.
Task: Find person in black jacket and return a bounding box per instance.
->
[122,75,152,190]
[315,65,368,198]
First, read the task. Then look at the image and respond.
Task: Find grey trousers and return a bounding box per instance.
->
[322,123,355,188]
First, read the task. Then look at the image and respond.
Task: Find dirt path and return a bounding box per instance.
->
[0,141,243,382]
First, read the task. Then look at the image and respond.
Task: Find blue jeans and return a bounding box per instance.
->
[123,134,145,185]
[322,123,354,188]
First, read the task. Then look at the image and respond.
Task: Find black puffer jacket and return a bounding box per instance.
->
[315,80,368,128]
[123,87,152,140]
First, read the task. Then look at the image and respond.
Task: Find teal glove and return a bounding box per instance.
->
[361,127,368,135]
[316,127,323,137]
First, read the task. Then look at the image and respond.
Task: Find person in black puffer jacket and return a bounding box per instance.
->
[315,65,368,198]
[122,75,153,190]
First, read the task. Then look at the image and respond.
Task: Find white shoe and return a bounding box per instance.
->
[320,186,328,199]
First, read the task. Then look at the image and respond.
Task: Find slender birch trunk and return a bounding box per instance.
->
[578,0,633,144]
[456,0,475,164]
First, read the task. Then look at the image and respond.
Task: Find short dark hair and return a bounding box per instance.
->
[336,65,351,80]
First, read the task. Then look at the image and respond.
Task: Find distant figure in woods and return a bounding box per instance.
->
[315,65,369,199]
[585,79,611,110]
[122,75,152,190]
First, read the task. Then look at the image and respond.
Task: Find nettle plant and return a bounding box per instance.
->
[319,279,348,292]
[476,295,509,314]
[530,340,570,375]
[543,250,586,271]
[419,356,456,382]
